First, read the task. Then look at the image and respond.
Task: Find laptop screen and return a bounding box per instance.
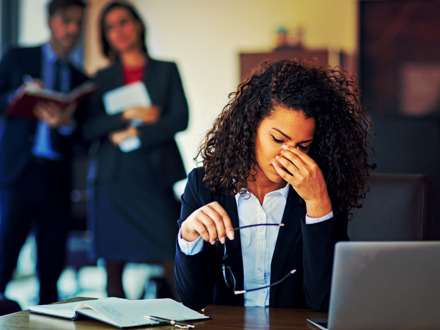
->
[320,241,440,330]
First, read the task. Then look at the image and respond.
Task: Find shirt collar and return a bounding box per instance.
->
[42,42,58,64]
[277,182,291,200]
[42,42,69,66]
[235,182,291,204]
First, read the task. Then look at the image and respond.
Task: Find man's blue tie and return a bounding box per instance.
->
[53,60,62,92]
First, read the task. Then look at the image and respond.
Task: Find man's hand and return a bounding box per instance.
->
[10,78,44,103]
[33,101,77,128]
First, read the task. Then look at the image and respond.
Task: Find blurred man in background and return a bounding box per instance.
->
[0,0,88,304]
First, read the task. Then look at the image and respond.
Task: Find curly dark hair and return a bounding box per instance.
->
[197,59,375,216]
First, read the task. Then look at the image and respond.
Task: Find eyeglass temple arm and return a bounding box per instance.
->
[233,269,296,295]
[233,223,285,231]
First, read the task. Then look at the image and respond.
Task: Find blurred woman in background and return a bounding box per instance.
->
[83,0,188,299]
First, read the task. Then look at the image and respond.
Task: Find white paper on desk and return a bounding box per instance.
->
[103,81,151,115]
[29,297,209,328]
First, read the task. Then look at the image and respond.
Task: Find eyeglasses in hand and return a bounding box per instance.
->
[216,223,296,295]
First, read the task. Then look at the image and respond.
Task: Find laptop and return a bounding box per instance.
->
[307,241,440,330]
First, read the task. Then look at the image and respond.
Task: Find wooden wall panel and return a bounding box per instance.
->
[359,0,440,115]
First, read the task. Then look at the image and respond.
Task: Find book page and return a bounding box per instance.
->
[66,81,98,103]
[78,298,208,328]
[30,298,209,328]
[77,298,141,327]
[29,300,79,319]
[5,80,97,120]
[103,81,151,115]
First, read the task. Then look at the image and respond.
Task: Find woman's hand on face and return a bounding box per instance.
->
[181,202,235,245]
[122,106,160,124]
[272,145,332,217]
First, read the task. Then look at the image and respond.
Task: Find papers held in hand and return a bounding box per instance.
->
[6,80,97,121]
[29,297,209,328]
[102,81,151,115]
[102,81,152,153]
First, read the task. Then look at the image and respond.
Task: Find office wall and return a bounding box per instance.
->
[18,0,357,172]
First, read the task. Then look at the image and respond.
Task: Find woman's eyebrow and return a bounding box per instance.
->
[299,139,314,144]
[272,128,291,139]
[272,128,313,144]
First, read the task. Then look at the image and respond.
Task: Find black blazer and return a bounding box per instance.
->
[0,45,89,186]
[83,58,188,188]
[175,167,349,311]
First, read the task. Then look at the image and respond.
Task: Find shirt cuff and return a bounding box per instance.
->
[305,210,334,225]
[177,228,204,255]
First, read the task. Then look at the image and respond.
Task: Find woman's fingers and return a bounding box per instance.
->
[274,154,297,177]
[182,202,233,244]
[109,126,138,145]
[192,208,219,244]
[272,159,292,181]
[202,202,234,243]
[123,106,161,123]
[198,202,232,244]
[273,146,331,216]
[280,147,310,171]
[274,146,318,181]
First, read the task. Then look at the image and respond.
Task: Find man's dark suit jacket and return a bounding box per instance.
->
[82,58,188,189]
[0,45,89,187]
[175,167,349,311]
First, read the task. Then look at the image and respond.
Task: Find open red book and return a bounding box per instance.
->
[6,81,97,120]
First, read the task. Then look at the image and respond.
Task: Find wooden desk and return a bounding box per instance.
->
[0,298,327,329]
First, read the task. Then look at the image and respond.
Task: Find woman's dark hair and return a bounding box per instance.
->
[98,1,148,60]
[198,59,375,216]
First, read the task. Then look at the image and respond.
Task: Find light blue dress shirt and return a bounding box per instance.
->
[178,183,333,307]
[235,183,290,306]
[31,43,74,160]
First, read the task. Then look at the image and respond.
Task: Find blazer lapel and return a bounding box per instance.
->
[107,62,125,89]
[33,46,43,79]
[214,193,245,291]
[143,58,157,105]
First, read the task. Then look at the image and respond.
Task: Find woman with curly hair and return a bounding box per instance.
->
[174,59,374,311]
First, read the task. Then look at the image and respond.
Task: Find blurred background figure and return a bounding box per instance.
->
[82,0,188,300]
[0,0,89,305]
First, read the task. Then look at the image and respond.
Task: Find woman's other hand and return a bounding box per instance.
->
[273,145,332,217]
[109,125,138,146]
[181,202,235,245]
[122,106,160,124]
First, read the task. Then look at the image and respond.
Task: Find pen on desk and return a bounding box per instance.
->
[146,315,195,328]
